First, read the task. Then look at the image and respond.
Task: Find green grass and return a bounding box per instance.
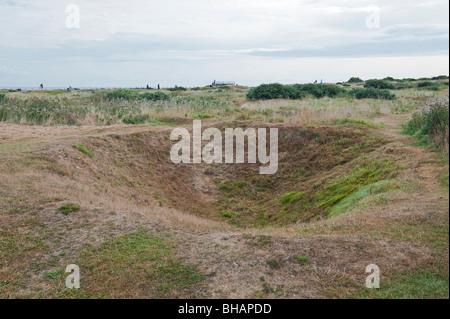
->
[281,191,305,204]
[316,158,397,214]
[62,230,204,298]
[441,173,449,188]
[294,256,308,265]
[328,180,397,218]
[336,118,386,129]
[43,268,64,280]
[57,203,80,215]
[353,270,449,299]
[73,143,94,158]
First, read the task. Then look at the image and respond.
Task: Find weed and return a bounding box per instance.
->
[281,191,305,204]
[57,203,80,215]
[73,143,94,157]
[295,256,308,265]
[43,269,63,280]
[267,259,280,270]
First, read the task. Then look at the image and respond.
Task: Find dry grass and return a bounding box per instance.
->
[0,88,448,299]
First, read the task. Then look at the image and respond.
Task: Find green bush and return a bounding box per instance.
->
[432,75,449,81]
[141,91,170,101]
[347,77,364,83]
[167,86,187,92]
[247,83,395,100]
[349,88,396,100]
[417,81,440,91]
[247,83,301,100]
[0,93,5,102]
[105,89,140,100]
[293,84,346,98]
[364,79,395,90]
[247,83,347,100]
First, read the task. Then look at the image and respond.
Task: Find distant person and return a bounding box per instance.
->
[40,83,43,90]
[321,79,323,85]
[158,84,160,90]
[146,84,150,90]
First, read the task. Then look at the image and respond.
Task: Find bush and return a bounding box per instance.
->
[293,84,346,98]
[141,91,170,101]
[247,83,348,100]
[167,86,187,92]
[105,89,140,100]
[247,83,301,100]
[349,88,396,100]
[122,114,151,124]
[417,81,440,91]
[404,96,449,153]
[247,83,395,100]
[393,82,414,90]
[432,75,449,81]
[364,79,395,90]
[0,93,5,102]
[347,77,364,83]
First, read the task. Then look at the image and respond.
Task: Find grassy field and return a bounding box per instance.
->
[0,78,448,299]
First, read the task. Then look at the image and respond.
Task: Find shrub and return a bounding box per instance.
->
[293,84,346,98]
[105,89,140,100]
[141,91,170,101]
[417,81,440,91]
[432,75,449,81]
[364,79,395,90]
[0,93,5,102]
[349,88,396,100]
[122,114,151,124]
[167,86,187,92]
[347,77,364,83]
[247,83,300,100]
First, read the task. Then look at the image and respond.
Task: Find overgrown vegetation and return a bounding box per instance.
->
[347,77,364,83]
[247,83,396,100]
[403,96,449,154]
[57,203,80,215]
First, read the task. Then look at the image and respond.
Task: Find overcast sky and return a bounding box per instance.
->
[0,0,448,88]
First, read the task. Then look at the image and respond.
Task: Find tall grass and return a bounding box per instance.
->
[0,90,233,125]
[404,96,449,154]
